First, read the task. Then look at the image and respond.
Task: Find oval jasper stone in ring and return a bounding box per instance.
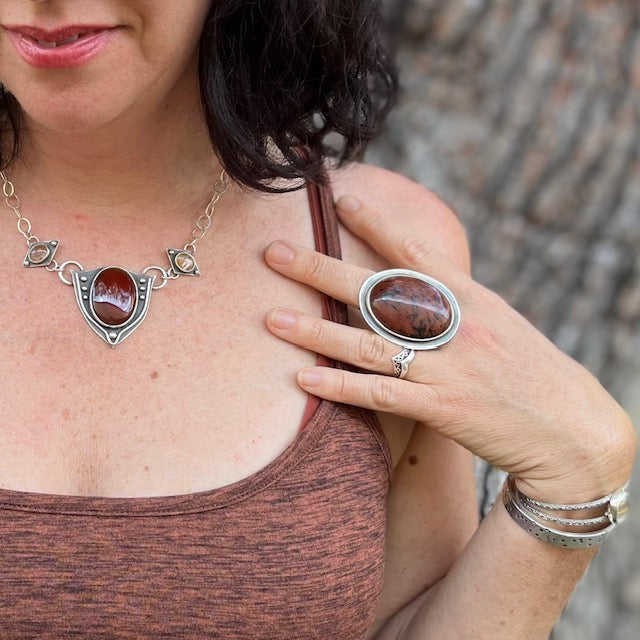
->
[359,269,460,350]
[91,267,137,326]
[370,276,453,340]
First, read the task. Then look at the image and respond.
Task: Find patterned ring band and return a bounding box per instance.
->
[358,268,461,351]
[392,347,415,379]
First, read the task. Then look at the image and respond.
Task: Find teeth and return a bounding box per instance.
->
[36,39,58,49]
[35,33,84,48]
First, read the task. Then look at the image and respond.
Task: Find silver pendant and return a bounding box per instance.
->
[71,267,155,347]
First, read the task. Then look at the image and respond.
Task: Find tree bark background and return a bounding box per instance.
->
[367,1,640,638]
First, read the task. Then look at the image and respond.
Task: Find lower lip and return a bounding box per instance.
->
[6,29,116,69]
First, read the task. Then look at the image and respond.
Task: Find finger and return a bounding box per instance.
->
[266,307,432,377]
[264,240,372,306]
[335,195,462,281]
[296,366,438,423]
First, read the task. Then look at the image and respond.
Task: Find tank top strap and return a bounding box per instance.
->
[305,177,349,327]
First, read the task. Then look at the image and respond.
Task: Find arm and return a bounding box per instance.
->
[376,501,597,639]
[264,168,636,638]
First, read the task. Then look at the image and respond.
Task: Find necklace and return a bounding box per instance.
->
[1,169,228,347]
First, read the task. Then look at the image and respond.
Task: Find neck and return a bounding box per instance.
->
[8,73,220,219]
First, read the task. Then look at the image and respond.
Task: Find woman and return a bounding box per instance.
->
[0,1,635,638]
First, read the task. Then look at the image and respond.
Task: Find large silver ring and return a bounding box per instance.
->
[358,268,460,350]
[392,347,415,379]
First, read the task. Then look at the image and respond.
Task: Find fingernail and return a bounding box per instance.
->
[266,241,295,265]
[298,369,322,387]
[336,195,361,212]
[269,309,296,329]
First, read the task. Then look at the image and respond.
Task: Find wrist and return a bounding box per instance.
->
[501,475,630,549]
[512,475,630,509]
[516,397,637,505]
[514,416,636,505]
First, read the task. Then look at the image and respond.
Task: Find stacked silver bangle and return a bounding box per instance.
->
[502,475,630,549]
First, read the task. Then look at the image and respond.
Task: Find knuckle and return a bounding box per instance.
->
[397,235,433,266]
[306,251,329,282]
[335,370,351,399]
[355,332,388,367]
[358,207,385,234]
[369,376,398,411]
[430,384,467,412]
[457,318,499,352]
[308,317,326,344]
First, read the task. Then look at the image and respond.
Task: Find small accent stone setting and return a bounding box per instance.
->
[23,240,59,268]
[359,269,460,350]
[175,252,195,272]
[29,243,50,264]
[167,248,199,276]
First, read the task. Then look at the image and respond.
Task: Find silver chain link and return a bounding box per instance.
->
[1,170,38,244]
[0,169,228,288]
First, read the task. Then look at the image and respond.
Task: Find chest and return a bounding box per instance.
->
[0,195,321,497]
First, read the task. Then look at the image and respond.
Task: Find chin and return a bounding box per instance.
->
[18,88,135,135]
[25,109,120,135]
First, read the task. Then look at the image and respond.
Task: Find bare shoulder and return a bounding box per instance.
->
[328,162,470,273]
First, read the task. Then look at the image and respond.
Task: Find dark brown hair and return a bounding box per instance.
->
[0,0,396,192]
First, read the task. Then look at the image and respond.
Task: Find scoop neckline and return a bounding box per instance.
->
[0,398,340,517]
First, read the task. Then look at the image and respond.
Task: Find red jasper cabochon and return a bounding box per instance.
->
[369,276,452,339]
[91,267,137,326]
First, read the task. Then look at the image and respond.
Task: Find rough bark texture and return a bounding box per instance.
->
[367,1,640,638]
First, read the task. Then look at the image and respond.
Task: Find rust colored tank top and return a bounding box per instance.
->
[0,181,392,639]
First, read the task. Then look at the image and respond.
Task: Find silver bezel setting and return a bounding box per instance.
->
[23,240,59,268]
[167,248,199,276]
[358,268,461,350]
[71,267,155,347]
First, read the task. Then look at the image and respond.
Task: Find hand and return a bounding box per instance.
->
[264,196,637,503]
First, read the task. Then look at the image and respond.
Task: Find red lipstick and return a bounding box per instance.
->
[5,25,117,69]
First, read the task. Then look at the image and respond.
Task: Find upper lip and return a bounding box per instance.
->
[3,25,113,42]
